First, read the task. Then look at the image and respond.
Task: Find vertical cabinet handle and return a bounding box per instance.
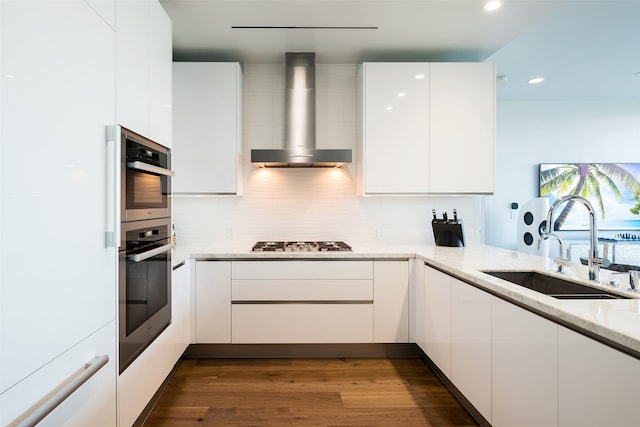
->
[105,125,120,248]
[11,355,109,427]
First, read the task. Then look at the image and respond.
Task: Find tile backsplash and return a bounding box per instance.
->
[173,63,483,250]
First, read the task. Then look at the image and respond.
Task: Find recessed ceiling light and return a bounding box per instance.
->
[528,77,545,84]
[415,74,425,80]
[386,106,394,111]
[484,1,502,12]
[398,92,406,97]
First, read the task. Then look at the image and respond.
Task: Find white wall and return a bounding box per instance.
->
[173,63,483,251]
[485,99,640,251]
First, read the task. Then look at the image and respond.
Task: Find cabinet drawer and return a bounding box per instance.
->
[232,279,373,301]
[0,322,116,427]
[232,260,373,280]
[232,304,373,343]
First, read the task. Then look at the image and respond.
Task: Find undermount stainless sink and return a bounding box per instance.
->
[483,270,631,300]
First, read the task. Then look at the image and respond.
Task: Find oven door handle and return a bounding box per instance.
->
[128,242,176,263]
[127,161,176,177]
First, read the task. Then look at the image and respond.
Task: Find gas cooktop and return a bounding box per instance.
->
[251,241,352,252]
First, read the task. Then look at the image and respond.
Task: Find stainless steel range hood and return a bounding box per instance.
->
[251,53,352,168]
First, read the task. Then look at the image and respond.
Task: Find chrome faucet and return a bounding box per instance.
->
[538,232,567,273]
[542,195,610,282]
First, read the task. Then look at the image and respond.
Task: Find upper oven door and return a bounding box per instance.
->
[121,126,174,222]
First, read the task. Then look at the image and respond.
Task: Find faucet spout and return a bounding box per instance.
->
[543,195,609,282]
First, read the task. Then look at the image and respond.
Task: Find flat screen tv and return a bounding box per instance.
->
[539,163,640,231]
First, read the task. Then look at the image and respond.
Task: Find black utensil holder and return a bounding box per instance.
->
[432,220,465,247]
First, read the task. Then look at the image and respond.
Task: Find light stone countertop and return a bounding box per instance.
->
[174,242,640,358]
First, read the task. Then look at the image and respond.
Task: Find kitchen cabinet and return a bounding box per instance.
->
[558,327,640,426]
[423,265,556,426]
[492,297,558,427]
[173,62,243,194]
[118,260,191,427]
[373,260,409,343]
[171,260,191,358]
[423,266,452,378]
[231,260,374,343]
[357,62,430,194]
[412,261,427,350]
[357,62,495,195]
[451,278,492,422]
[1,0,117,425]
[195,260,232,343]
[148,0,173,147]
[429,62,495,194]
[117,0,172,148]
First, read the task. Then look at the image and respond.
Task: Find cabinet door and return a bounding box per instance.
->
[173,62,243,194]
[373,261,409,343]
[492,297,558,427]
[116,0,150,134]
[195,261,232,343]
[559,327,640,426]
[359,62,430,194]
[413,263,427,350]
[1,322,116,427]
[232,304,373,344]
[148,0,172,148]
[451,279,492,422]
[429,62,495,194]
[1,0,116,402]
[423,266,452,378]
[172,261,190,356]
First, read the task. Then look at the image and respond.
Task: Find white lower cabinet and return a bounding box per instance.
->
[195,261,232,343]
[170,260,191,360]
[423,266,452,378]
[231,260,374,344]
[232,304,373,343]
[492,297,558,427]
[373,261,409,343]
[194,259,409,344]
[558,327,640,426]
[451,279,492,422]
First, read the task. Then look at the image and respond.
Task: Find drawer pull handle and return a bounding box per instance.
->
[12,355,109,427]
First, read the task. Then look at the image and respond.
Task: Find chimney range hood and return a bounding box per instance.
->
[251,53,352,168]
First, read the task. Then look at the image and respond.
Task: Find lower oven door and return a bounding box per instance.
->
[119,218,175,373]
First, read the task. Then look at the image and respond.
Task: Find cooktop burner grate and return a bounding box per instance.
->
[251,241,352,252]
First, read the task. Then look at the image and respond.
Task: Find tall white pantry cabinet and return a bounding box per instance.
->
[1,1,117,426]
[1,0,173,425]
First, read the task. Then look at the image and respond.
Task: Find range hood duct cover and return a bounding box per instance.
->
[251,52,352,168]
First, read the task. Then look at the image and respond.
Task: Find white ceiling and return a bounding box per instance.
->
[160,0,640,100]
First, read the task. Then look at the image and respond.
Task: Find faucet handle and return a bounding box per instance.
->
[553,257,571,274]
[592,257,611,269]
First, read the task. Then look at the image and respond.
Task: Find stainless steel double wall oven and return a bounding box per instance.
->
[119,126,175,373]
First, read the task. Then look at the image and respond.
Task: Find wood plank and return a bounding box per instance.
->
[142,358,479,427]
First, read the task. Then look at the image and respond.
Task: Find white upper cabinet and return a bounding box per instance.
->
[116,0,172,148]
[429,62,495,194]
[358,62,430,194]
[148,0,173,148]
[172,62,243,195]
[357,62,495,195]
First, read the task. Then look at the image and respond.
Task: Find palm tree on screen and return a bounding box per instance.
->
[540,163,640,230]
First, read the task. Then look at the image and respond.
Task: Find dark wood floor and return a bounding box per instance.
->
[142,358,479,427]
